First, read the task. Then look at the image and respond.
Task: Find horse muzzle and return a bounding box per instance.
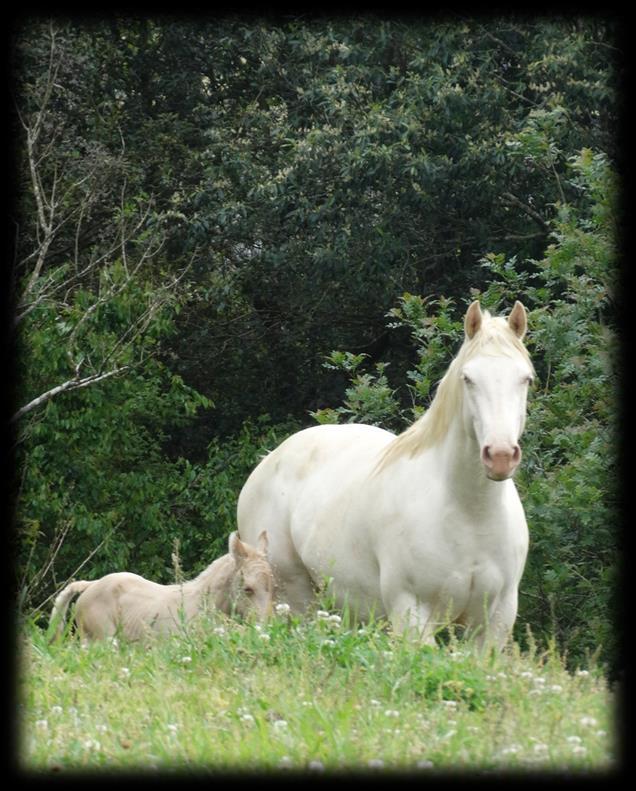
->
[481,443,521,481]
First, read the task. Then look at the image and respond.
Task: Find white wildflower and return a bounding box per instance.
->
[321,638,336,647]
[279,756,293,768]
[83,738,101,750]
[167,723,179,733]
[575,669,590,678]
[51,706,63,716]
[240,713,255,724]
[180,655,192,664]
[566,735,582,745]
[367,758,384,769]
[213,625,226,636]
[416,759,434,769]
[308,760,325,771]
[120,667,130,677]
[579,716,598,727]
[370,699,381,707]
[327,614,342,626]
[259,632,271,641]
[275,602,291,616]
[273,719,288,731]
[442,700,458,709]
[596,729,607,738]
[500,744,521,756]
[549,684,563,693]
[384,709,400,718]
[316,610,330,620]
[571,744,587,756]
[35,719,48,731]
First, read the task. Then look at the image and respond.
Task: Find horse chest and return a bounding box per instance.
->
[396,506,521,600]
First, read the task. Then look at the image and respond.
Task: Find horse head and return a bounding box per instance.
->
[461,300,534,481]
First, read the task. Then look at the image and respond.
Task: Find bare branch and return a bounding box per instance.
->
[501,192,550,234]
[11,366,129,424]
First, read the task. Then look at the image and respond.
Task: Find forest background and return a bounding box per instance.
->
[10,16,622,676]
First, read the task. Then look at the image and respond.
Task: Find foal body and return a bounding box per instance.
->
[50,531,272,641]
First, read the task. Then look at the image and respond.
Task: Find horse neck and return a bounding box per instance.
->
[426,412,511,510]
[186,554,237,610]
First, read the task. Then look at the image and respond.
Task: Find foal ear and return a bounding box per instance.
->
[464,300,483,339]
[508,300,527,339]
[256,529,269,555]
[228,531,248,563]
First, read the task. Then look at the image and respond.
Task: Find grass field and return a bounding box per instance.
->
[17,605,617,776]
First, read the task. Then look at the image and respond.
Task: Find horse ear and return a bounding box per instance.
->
[256,530,269,555]
[229,531,248,563]
[508,301,527,339]
[464,300,483,339]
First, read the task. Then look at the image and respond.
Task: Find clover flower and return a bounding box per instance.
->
[367,758,385,769]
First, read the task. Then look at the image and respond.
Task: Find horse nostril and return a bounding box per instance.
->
[481,444,521,470]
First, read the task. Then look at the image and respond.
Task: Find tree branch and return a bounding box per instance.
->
[11,367,129,423]
[501,192,550,234]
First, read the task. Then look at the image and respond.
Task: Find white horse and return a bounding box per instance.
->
[237,301,534,648]
[49,531,273,641]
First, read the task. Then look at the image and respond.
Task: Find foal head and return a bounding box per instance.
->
[228,530,274,620]
[459,300,534,480]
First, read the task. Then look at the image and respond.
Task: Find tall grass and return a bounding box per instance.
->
[17,605,616,775]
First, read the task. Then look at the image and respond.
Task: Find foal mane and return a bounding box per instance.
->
[376,310,533,472]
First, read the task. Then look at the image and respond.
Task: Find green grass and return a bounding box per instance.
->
[17,607,617,775]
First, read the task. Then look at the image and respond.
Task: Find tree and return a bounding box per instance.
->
[11,22,210,612]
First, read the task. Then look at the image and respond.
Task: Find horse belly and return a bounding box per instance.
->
[237,424,393,612]
[294,509,385,619]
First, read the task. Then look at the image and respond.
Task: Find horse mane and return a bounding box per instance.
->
[376,311,534,472]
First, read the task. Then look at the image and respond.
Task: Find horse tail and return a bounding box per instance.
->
[48,580,93,642]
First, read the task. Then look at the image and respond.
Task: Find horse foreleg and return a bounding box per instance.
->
[465,589,518,652]
[387,591,438,646]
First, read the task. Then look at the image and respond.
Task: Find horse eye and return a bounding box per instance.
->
[244,586,254,596]
[462,373,474,385]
